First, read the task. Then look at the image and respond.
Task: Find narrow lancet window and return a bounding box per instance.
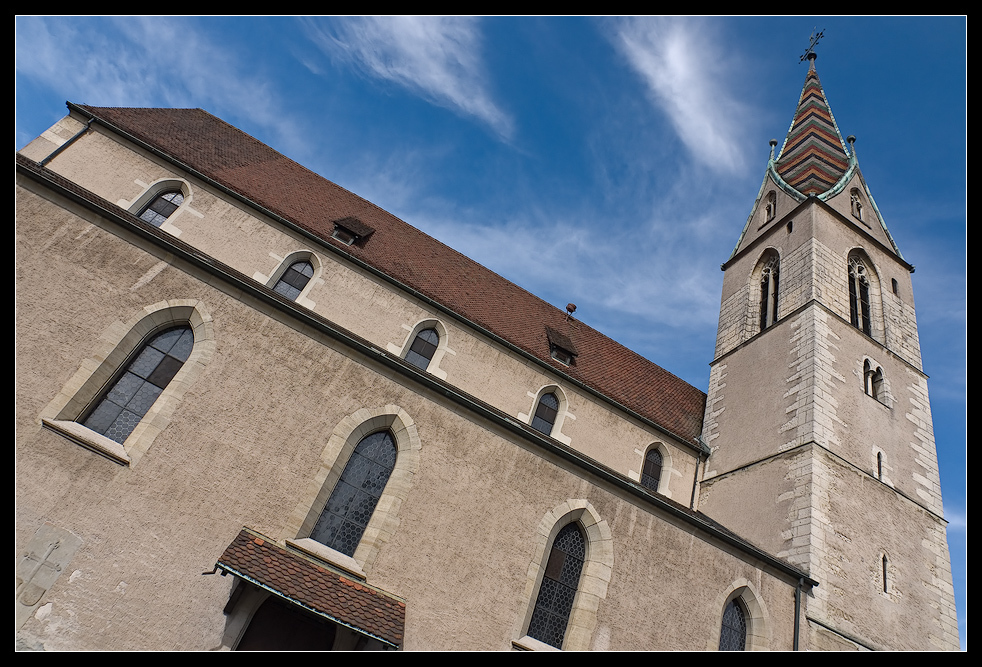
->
[530,393,559,436]
[849,256,872,336]
[404,328,439,371]
[641,448,662,493]
[759,254,779,331]
[273,260,314,301]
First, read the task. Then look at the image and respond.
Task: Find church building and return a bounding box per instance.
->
[15,53,959,650]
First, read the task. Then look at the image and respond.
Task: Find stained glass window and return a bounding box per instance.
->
[311,431,397,557]
[719,598,747,651]
[527,523,585,648]
[83,326,194,444]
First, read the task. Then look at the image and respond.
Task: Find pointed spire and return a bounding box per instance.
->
[774,54,851,196]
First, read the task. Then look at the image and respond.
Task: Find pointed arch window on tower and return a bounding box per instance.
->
[849,257,872,336]
[864,360,884,401]
[759,254,780,331]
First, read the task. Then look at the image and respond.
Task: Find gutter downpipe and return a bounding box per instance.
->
[40,113,94,167]
[794,577,804,650]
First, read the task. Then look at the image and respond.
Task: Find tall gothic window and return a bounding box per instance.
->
[849,256,872,336]
[139,190,184,227]
[527,523,585,649]
[759,254,780,331]
[310,431,397,557]
[640,448,662,493]
[273,260,314,301]
[82,325,194,444]
[530,393,559,436]
[719,598,748,651]
[404,328,439,371]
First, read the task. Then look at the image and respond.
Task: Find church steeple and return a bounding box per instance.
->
[774,53,851,197]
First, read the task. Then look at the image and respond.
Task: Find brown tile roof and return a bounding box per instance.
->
[216,528,405,647]
[74,104,707,444]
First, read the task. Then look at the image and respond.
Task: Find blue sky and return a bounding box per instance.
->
[16,16,966,647]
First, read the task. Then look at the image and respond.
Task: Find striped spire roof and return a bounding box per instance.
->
[775,56,850,196]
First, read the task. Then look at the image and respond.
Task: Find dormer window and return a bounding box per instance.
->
[545,326,577,367]
[331,216,375,246]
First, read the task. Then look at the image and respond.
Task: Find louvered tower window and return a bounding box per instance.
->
[759,254,779,331]
[849,256,872,336]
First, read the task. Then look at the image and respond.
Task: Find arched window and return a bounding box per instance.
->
[404,328,439,371]
[849,255,872,336]
[81,325,194,444]
[641,448,662,493]
[273,260,314,301]
[310,430,397,558]
[530,393,559,436]
[876,452,884,481]
[864,360,884,401]
[719,598,748,651]
[138,190,185,227]
[759,253,780,331]
[527,522,585,649]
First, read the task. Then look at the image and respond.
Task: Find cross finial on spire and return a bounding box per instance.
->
[799,28,825,66]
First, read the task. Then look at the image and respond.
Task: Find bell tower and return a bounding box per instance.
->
[697,51,959,650]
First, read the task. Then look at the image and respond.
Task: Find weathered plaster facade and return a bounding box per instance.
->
[15,55,956,651]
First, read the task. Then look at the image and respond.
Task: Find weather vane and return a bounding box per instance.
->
[799,28,825,62]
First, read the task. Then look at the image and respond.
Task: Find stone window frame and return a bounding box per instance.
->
[862,358,889,407]
[285,405,421,580]
[520,385,574,446]
[636,442,672,498]
[513,500,613,651]
[127,178,192,236]
[709,580,770,651]
[750,248,781,335]
[39,299,215,467]
[764,190,777,223]
[388,318,454,380]
[255,250,322,310]
[846,249,883,341]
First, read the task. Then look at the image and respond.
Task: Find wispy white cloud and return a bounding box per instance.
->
[15,17,306,155]
[607,17,750,174]
[302,16,513,139]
